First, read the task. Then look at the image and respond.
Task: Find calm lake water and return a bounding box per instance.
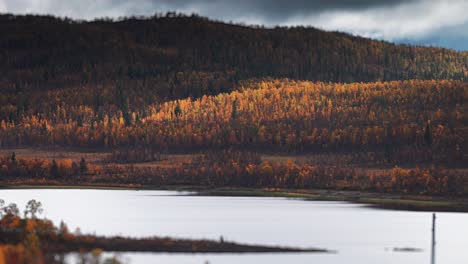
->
[0,189,467,264]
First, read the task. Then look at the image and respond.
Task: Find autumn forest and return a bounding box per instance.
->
[0,13,467,196]
[0,7,468,264]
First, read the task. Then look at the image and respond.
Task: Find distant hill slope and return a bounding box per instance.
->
[0,13,467,100]
[0,79,466,163]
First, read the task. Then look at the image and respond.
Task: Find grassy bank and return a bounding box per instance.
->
[196,188,468,212]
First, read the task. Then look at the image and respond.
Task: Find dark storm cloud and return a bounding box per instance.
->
[146,0,414,24]
[0,0,417,23]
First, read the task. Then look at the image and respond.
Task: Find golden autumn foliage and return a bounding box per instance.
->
[0,151,465,195]
[0,245,26,264]
[0,201,126,264]
[0,217,48,264]
[0,80,466,166]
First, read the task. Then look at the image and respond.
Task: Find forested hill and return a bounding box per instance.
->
[0,13,467,100]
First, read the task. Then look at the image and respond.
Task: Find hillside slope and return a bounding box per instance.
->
[0,13,467,101]
[1,79,466,165]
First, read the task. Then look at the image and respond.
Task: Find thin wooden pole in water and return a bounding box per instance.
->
[431,213,436,264]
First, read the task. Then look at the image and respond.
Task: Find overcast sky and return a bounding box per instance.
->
[1,0,467,50]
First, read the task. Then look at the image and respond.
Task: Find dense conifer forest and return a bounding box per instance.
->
[0,13,466,100]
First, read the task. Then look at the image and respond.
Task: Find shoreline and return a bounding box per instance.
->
[1,184,467,213]
[1,229,330,254]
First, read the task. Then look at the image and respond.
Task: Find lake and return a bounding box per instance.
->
[0,189,467,264]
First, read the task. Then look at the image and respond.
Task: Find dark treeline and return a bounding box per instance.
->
[1,152,466,196]
[107,148,167,163]
[0,12,466,104]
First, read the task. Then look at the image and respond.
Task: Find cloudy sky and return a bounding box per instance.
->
[1,0,467,50]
